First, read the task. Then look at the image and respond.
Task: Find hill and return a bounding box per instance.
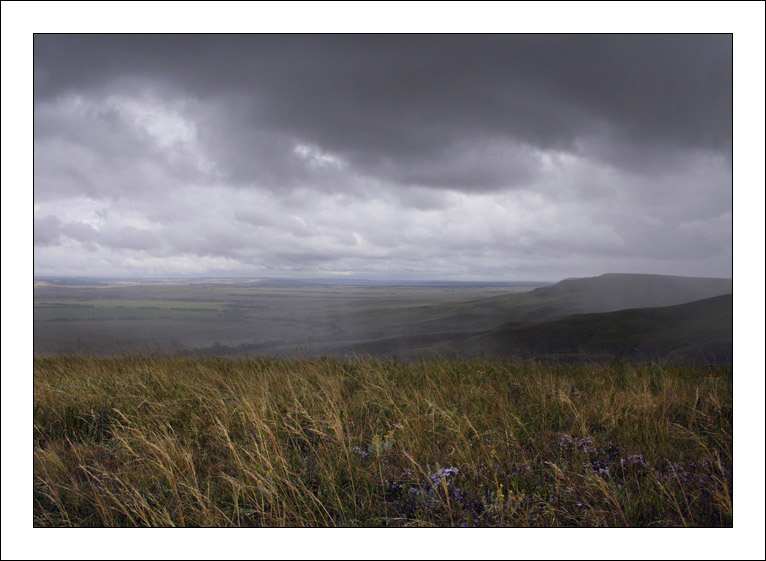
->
[387,273,734,336]
[328,293,732,363]
[527,273,732,314]
[449,293,732,362]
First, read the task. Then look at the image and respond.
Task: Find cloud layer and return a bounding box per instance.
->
[34,34,732,280]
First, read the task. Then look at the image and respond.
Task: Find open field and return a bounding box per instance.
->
[33,354,732,527]
[34,274,732,362]
[34,278,544,355]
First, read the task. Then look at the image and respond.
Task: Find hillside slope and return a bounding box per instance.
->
[456,293,733,362]
[528,273,732,313]
[392,273,734,335]
[331,293,732,363]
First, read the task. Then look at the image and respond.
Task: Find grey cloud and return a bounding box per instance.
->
[35,34,731,194]
[99,225,161,251]
[233,207,275,227]
[33,34,733,281]
[59,220,96,240]
[34,214,62,246]
[34,213,160,253]
[34,93,214,202]
[379,138,543,191]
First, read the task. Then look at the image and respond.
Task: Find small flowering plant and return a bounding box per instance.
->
[505,488,526,505]
[351,445,369,458]
[430,467,459,487]
[482,483,527,514]
[558,434,597,454]
[620,454,649,470]
[390,466,461,511]
[481,483,506,513]
[355,425,404,458]
[369,430,395,456]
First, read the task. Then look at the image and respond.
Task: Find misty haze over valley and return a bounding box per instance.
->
[34,273,733,363]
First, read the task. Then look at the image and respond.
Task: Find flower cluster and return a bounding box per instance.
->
[351,445,369,458]
[557,435,654,481]
[384,466,463,513]
[620,454,649,469]
[482,482,526,513]
[430,467,459,486]
[558,435,596,454]
[660,459,729,486]
[591,460,611,478]
[355,425,404,458]
[369,431,395,455]
[506,489,526,504]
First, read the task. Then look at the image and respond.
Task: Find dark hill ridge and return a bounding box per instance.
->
[529,273,732,314]
[383,273,734,335]
[453,293,733,363]
[326,293,732,363]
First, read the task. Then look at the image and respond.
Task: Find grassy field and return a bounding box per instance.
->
[33,354,732,527]
[34,279,538,355]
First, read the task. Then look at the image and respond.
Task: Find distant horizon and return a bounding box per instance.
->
[33,271,734,284]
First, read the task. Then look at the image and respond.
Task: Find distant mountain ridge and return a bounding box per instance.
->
[387,272,734,334]
[469,293,733,362]
[319,274,734,363]
[529,273,732,314]
[331,293,732,363]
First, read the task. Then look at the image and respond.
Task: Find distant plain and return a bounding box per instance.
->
[34,278,538,355]
[34,274,732,363]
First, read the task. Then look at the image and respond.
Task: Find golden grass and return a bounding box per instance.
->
[33,354,732,527]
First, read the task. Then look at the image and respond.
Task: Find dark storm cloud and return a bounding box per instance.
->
[33,34,732,280]
[35,34,731,191]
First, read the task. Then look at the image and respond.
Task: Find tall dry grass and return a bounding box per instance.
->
[33,354,732,527]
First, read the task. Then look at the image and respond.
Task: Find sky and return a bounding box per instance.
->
[33,34,733,281]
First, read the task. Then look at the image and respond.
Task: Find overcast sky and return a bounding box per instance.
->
[33,34,732,281]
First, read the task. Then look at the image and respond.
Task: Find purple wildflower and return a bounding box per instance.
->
[351,445,369,458]
[620,454,649,469]
[430,467,459,486]
[579,436,596,453]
